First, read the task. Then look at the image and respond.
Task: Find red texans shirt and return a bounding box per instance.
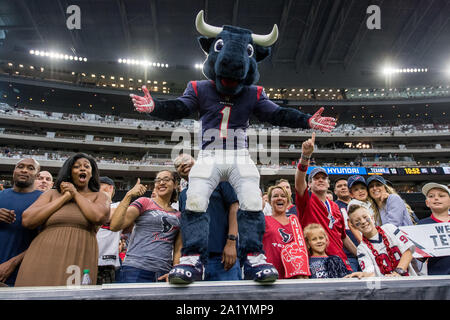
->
[295,189,351,270]
[262,216,295,279]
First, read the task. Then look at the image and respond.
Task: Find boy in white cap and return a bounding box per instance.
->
[418,183,450,275]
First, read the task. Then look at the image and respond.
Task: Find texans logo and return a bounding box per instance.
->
[161,216,174,233]
[278,228,292,243]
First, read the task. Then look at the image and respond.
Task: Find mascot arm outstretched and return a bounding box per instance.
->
[131,85,193,121]
[254,90,336,133]
[270,106,336,133]
[268,107,311,129]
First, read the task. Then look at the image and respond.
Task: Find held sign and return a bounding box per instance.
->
[400,223,450,258]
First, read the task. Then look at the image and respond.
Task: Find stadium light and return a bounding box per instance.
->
[381,65,396,75]
[381,65,428,75]
[118,57,168,68]
[445,66,450,77]
[30,49,87,62]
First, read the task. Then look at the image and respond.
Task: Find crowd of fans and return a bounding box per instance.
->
[0,103,449,287]
[4,62,450,102]
[2,102,450,135]
[1,104,448,171]
[0,140,448,288]
[2,146,448,187]
[267,86,450,102]
[3,143,450,169]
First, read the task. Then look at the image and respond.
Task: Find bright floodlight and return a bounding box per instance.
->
[445,66,450,76]
[382,66,395,75]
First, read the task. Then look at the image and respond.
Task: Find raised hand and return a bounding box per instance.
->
[127,178,147,198]
[301,132,315,157]
[380,189,390,202]
[308,107,336,133]
[130,86,155,113]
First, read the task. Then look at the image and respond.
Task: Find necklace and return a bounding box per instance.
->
[362,226,399,275]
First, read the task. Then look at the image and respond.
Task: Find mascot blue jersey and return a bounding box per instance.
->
[177,80,285,150]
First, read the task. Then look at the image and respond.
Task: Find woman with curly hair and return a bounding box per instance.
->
[16,153,110,286]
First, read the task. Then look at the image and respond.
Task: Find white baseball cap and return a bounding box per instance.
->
[422,183,450,196]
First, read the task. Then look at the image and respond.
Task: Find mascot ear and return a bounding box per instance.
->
[198,36,216,54]
[254,46,271,62]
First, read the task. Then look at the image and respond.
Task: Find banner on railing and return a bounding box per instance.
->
[399,223,450,258]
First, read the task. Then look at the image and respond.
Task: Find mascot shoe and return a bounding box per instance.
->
[168,255,204,284]
[243,253,279,283]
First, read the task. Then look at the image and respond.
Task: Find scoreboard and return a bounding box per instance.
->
[396,167,445,175]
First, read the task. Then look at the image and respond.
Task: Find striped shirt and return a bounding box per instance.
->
[123,198,180,273]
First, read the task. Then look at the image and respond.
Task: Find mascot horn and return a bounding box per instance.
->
[131,10,336,284]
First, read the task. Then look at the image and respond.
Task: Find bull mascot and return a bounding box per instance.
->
[131,10,336,284]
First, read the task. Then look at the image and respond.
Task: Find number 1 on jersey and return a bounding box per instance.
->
[220,106,231,138]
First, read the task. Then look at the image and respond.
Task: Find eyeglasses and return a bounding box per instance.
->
[154,177,174,184]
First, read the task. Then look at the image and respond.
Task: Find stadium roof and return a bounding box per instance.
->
[1,0,450,89]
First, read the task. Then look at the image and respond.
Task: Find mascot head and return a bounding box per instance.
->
[195,10,278,96]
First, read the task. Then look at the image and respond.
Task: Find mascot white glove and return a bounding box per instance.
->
[308,107,336,133]
[130,86,155,113]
